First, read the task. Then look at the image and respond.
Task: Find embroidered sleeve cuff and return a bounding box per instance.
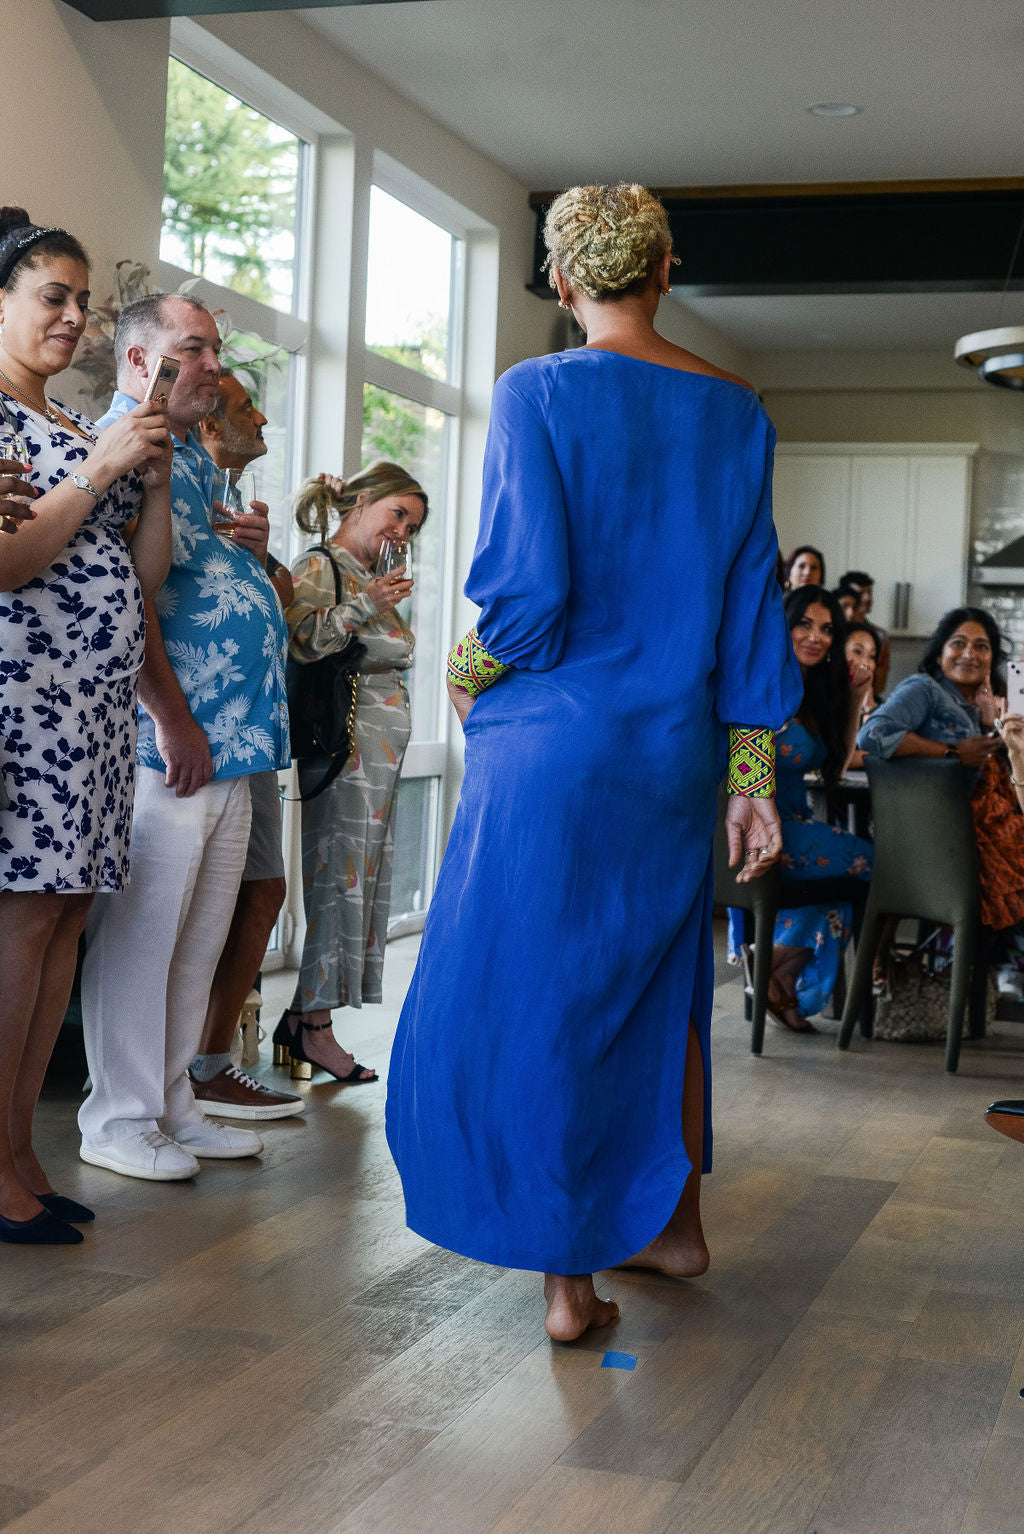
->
[728,726,776,797]
[447,627,510,697]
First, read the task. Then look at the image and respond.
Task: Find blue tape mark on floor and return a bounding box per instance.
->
[601,1351,637,1371]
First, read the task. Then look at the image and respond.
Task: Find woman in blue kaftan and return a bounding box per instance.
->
[386,184,802,1340]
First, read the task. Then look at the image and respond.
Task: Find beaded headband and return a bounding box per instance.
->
[0,225,70,289]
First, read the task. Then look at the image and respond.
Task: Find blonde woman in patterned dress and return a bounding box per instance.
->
[278,464,427,1082]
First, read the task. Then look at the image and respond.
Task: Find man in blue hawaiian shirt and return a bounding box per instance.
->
[79,294,291,1181]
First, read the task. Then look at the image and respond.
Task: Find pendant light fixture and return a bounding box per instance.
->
[955,214,1024,387]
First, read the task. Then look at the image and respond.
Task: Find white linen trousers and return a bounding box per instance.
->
[79,768,252,1147]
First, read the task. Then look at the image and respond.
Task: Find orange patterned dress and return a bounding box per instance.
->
[970,758,1024,930]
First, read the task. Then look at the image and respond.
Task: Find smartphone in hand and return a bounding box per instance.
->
[143,355,180,408]
[1007,661,1024,718]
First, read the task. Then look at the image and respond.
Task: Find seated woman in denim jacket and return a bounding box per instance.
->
[857,607,1024,936]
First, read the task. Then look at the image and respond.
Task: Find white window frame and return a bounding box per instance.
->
[161,37,319,971]
[161,27,502,961]
[363,158,475,927]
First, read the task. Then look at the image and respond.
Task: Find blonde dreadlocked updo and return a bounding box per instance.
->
[292,460,428,543]
[542,183,678,302]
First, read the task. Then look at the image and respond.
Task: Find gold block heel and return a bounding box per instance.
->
[273,1044,291,1067]
[290,1058,313,1081]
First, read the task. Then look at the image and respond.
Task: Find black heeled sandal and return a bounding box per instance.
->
[288,1019,378,1085]
[272,1009,300,1067]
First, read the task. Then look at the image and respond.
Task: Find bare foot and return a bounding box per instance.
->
[543,1274,620,1342]
[617,1228,711,1278]
[616,1177,711,1279]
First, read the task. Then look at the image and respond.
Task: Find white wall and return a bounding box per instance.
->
[761,355,1024,652]
[5,2,169,289]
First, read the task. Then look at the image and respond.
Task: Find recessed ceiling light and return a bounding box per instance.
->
[808,102,862,117]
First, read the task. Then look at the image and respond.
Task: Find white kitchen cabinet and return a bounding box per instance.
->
[772,443,977,635]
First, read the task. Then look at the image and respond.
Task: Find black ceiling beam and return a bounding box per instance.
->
[63,0,426,19]
[527,182,1024,299]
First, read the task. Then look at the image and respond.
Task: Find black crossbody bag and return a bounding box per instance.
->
[285,543,366,802]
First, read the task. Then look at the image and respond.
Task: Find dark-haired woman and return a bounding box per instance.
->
[784,544,825,590]
[760,586,873,1029]
[0,209,171,1242]
[858,607,1024,932]
[844,620,881,768]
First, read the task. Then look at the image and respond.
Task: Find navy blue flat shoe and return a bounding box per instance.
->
[0,1208,84,1244]
[37,1193,95,1224]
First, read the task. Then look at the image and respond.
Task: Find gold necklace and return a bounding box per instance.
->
[0,362,60,425]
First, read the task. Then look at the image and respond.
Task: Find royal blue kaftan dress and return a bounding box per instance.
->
[386,350,803,1273]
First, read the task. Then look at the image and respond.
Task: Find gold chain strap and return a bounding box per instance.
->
[346,674,358,763]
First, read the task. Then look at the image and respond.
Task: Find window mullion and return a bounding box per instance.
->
[362,347,460,416]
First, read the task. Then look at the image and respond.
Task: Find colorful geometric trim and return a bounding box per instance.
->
[727,726,776,797]
[446,627,510,697]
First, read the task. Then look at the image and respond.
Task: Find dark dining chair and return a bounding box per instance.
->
[713,790,870,1055]
[837,756,987,1073]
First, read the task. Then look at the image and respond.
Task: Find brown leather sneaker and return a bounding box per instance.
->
[189,1065,305,1120]
[985,1100,1024,1144]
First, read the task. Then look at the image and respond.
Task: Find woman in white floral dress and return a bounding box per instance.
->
[0,209,172,1242]
[278,463,426,1083]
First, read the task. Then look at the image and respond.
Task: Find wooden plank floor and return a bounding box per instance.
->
[6,926,1024,1533]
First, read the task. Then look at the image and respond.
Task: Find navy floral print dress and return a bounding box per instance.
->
[0,400,144,893]
[773,720,872,1015]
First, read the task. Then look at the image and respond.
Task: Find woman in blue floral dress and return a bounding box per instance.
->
[731,584,874,1028]
[770,586,873,1027]
[0,210,171,1242]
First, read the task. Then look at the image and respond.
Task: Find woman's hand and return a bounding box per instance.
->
[86,401,170,488]
[366,571,413,613]
[140,429,173,490]
[998,711,1024,778]
[848,656,875,699]
[955,734,1002,770]
[0,460,37,533]
[976,680,1002,731]
[725,795,783,883]
[447,679,474,726]
[317,473,346,499]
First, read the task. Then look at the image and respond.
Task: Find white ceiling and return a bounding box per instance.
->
[298,0,1024,353]
[677,290,1024,354]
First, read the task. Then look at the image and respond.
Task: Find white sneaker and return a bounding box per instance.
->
[171,1120,263,1159]
[80,1129,200,1181]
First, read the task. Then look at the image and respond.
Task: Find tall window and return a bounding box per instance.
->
[159,57,311,560]
[363,186,464,927]
[161,57,305,315]
[159,56,314,965]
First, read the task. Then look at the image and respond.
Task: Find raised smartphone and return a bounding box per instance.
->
[143,355,180,408]
[1007,661,1024,717]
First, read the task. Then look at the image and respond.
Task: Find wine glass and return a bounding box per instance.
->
[0,425,34,503]
[375,536,410,583]
[211,468,256,535]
